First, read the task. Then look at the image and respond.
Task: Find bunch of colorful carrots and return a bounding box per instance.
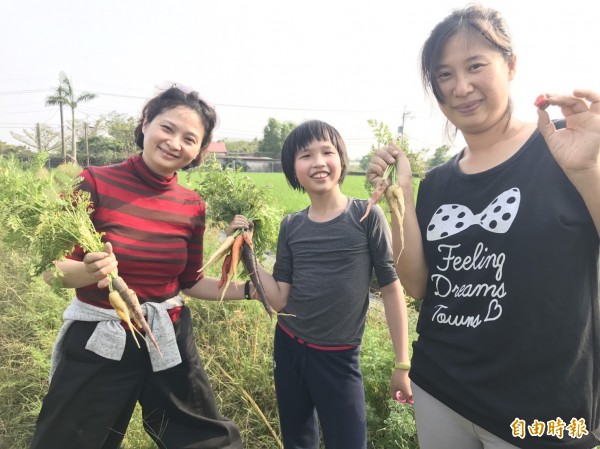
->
[198,228,275,319]
[108,273,161,354]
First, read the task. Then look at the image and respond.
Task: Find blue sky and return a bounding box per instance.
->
[1,0,598,159]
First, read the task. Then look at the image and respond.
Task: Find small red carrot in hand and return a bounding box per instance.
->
[218,254,233,290]
[242,229,253,249]
[360,177,390,222]
[534,94,549,110]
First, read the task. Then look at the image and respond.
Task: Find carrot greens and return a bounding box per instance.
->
[0,154,160,353]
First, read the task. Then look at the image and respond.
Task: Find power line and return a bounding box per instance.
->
[0,88,52,96]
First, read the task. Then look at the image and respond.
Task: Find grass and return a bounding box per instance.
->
[0,226,420,449]
[0,164,420,449]
[249,173,372,214]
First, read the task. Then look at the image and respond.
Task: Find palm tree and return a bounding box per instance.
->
[61,75,97,163]
[45,72,69,160]
[46,72,97,163]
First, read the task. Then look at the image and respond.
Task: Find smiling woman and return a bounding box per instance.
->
[367,4,600,449]
[140,105,205,177]
[29,86,252,449]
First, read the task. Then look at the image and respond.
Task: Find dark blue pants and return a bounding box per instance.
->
[273,324,367,449]
[29,306,242,449]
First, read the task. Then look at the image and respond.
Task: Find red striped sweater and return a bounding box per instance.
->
[68,154,205,308]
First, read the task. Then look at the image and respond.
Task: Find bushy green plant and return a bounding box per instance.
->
[183,159,282,259]
[0,155,103,276]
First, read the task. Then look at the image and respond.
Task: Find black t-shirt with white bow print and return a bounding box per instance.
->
[410,121,600,449]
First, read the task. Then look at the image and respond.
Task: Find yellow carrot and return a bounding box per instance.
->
[108,290,144,349]
[197,235,236,275]
[385,184,405,263]
[110,276,161,355]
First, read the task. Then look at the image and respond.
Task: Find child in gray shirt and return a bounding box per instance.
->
[251,120,412,449]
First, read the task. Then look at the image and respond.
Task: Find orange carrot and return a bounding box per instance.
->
[229,234,245,279]
[360,177,390,222]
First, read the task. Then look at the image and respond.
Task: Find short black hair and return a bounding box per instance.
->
[280,120,349,191]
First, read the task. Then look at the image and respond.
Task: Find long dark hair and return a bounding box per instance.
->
[421,4,514,103]
[420,4,514,136]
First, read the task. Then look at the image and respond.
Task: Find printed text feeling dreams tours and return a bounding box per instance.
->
[430,243,506,328]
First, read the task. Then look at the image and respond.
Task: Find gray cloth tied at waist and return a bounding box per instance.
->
[50,296,185,380]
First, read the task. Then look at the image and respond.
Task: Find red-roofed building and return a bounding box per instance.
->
[206,141,227,155]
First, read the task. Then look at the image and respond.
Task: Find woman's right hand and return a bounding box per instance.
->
[82,242,118,289]
[226,215,253,237]
[366,142,413,188]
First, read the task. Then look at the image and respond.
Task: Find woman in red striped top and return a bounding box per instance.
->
[30,86,247,449]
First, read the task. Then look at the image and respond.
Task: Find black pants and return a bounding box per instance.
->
[273,324,366,449]
[30,306,242,449]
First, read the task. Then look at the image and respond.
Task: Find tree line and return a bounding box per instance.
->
[1,73,452,170]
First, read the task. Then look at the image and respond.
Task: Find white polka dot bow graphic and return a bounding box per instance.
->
[426,188,520,241]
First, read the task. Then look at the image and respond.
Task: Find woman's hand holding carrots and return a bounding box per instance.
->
[82,242,118,289]
[367,142,413,190]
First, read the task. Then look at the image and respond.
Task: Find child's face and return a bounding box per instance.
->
[294,139,342,194]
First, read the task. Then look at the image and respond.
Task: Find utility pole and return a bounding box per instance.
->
[84,122,90,167]
[398,105,413,136]
[36,123,42,152]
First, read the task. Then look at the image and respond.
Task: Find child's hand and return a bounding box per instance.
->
[390,367,413,405]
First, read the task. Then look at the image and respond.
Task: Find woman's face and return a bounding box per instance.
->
[435,30,516,135]
[141,105,205,177]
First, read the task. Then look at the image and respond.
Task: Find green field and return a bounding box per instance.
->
[183,170,419,218]
[248,172,372,214]
[184,171,373,215]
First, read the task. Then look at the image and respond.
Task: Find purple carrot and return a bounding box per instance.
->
[241,242,274,319]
